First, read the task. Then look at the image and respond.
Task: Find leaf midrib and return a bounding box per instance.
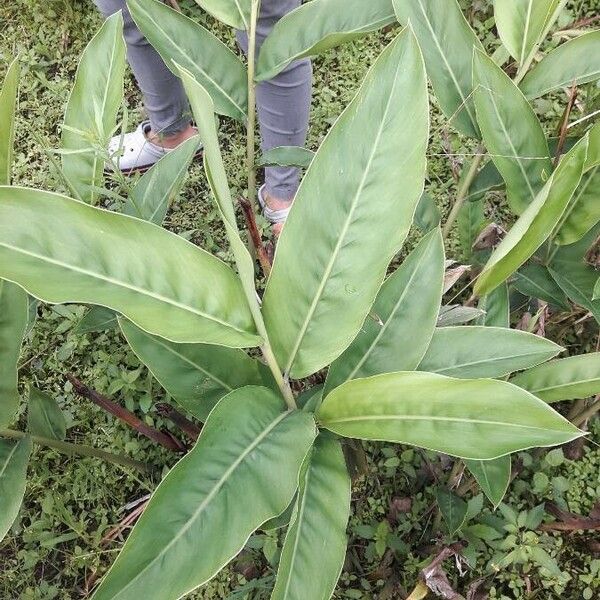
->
[0,441,19,481]
[323,414,567,433]
[114,409,291,597]
[0,242,249,336]
[424,349,556,374]
[522,375,600,394]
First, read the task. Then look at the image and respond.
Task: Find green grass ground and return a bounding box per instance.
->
[1,1,599,598]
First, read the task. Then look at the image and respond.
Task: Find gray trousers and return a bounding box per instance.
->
[94,0,312,201]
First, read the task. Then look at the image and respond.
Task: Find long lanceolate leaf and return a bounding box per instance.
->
[271,435,351,600]
[417,326,562,379]
[317,372,583,459]
[0,187,259,347]
[177,68,258,312]
[475,136,588,296]
[0,280,28,428]
[521,30,600,99]
[193,0,250,30]
[513,264,570,310]
[91,387,317,600]
[493,0,562,66]
[325,229,445,395]
[127,0,248,121]
[27,387,67,441]
[0,436,31,542]
[511,353,600,402]
[0,57,19,185]
[465,456,511,508]
[256,0,395,81]
[62,13,125,204]
[473,49,552,214]
[262,29,429,379]
[393,0,484,138]
[120,319,273,421]
[124,136,201,225]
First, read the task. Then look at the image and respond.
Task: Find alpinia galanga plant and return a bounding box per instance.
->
[1,0,600,598]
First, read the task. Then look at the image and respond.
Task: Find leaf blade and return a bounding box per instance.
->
[0,56,19,185]
[475,136,588,296]
[91,386,316,600]
[521,30,600,99]
[27,387,67,441]
[317,372,582,459]
[271,435,351,600]
[417,326,562,379]
[0,187,259,347]
[393,0,484,138]
[262,29,429,379]
[127,0,248,121]
[473,49,552,214]
[0,280,28,428]
[256,0,395,81]
[0,436,31,542]
[465,456,511,508]
[120,319,273,421]
[62,13,126,203]
[510,353,600,402]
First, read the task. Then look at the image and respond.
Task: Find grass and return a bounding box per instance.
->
[1,0,599,598]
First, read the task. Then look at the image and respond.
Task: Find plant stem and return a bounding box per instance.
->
[261,341,296,411]
[442,145,485,239]
[246,0,261,214]
[0,428,151,473]
[572,396,600,427]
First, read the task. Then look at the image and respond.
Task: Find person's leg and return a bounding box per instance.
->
[238,0,312,214]
[94,0,193,145]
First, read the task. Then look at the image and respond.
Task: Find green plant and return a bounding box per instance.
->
[1,1,600,598]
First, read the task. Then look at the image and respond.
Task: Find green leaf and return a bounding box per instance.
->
[594,276,600,301]
[27,387,66,441]
[521,30,600,99]
[465,160,504,202]
[177,67,258,310]
[75,306,118,334]
[125,136,201,225]
[256,146,314,169]
[91,386,316,600]
[510,353,600,403]
[193,0,250,30]
[493,0,562,66]
[262,30,429,379]
[435,488,468,535]
[477,283,510,327]
[438,305,485,327]
[120,318,273,421]
[553,166,600,245]
[473,49,552,214]
[393,0,484,138]
[0,280,28,428]
[62,13,126,204]
[272,435,351,600]
[317,372,582,459]
[0,436,31,542]
[414,192,441,233]
[256,0,395,81]
[0,56,19,185]
[127,0,247,121]
[458,197,487,260]
[475,136,588,296]
[512,264,570,310]
[417,326,561,379]
[325,229,445,394]
[0,187,259,347]
[549,226,600,323]
[465,456,511,508]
